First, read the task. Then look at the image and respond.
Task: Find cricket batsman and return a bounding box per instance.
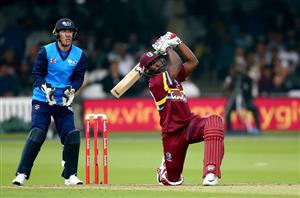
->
[139,32,225,186]
[12,18,87,185]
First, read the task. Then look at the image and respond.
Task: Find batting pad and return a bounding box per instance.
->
[203,115,224,178]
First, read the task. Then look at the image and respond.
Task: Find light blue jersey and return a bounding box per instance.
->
[32,42,86,105]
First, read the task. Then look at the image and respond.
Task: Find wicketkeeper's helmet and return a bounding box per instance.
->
[52,18,78,39]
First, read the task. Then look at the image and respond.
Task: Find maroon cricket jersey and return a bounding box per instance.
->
[148,65,193,133]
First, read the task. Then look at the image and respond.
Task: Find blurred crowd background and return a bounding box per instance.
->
[0,0,299,98]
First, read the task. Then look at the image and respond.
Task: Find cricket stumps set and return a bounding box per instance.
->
[85,113,108,184]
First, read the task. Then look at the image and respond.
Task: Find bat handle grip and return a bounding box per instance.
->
[154,50,160,55]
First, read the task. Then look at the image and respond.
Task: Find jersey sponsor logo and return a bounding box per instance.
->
[169,89,187,102]
[67,58,77,66]
[51,58,56,64]
[34,104,40,111]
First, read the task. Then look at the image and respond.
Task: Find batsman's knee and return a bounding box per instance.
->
[203,115,224,139]
[64,129,80,145]
[27,127,46,143]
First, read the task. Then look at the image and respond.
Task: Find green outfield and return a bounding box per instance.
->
[0,132,299,198]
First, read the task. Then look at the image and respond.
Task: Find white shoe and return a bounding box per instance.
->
[65,174,83,185]
[12,173,27,186]
[61,160,65,167]
[157,157,166,185]
[156,156,184,186]
[203,173,219,186]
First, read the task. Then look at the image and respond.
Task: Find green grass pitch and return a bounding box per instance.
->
[0,132,299,198]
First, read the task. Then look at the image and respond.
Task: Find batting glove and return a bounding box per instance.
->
[152,32,182,54]
[62,85,75,106]
[164,32,182,48]
[152,37,172,55]
[41,83,56,106]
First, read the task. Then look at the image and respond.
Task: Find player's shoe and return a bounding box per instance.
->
[12,173,27,186]
[157,157,166,185]
[203,173,219,186]
[61,160,65,167]
[249,128,261,135]
[64,174,83,185]
[156,157,184,186]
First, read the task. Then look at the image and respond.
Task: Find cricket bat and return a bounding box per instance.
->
[110,63,144,98]
[110,50,160,98]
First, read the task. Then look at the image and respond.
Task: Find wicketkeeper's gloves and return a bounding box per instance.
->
[62,85,75,106]
[41,83,56,106]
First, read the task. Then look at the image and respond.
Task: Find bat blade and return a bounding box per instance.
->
[110,50,159,98]
[110,63,143,98]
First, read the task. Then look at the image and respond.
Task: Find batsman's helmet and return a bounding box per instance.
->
[52,18,78,39]
[139,51,160,69]
[139,51,167,76]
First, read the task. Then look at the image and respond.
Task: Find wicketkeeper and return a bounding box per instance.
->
[12,18,87,186]
[139,32,225,186]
